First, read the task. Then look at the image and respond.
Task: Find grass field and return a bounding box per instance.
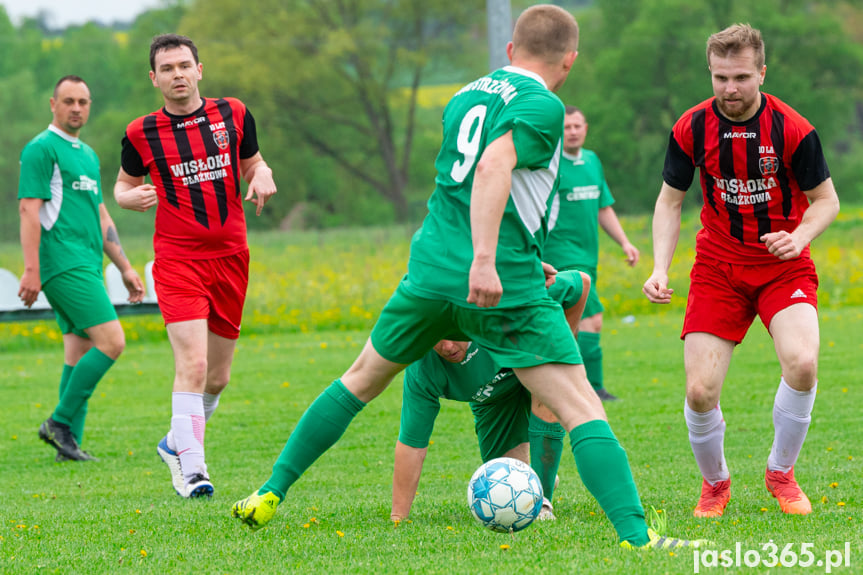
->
[1,212,861,574]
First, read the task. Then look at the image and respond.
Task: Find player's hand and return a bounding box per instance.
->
[761,230,805,260]
[121,268,145,304]
[622,242,640,267]
[17,269,41,308]
[245,167,277,216]
[643,271,673,304]
[117,184,158,212]
[541,261,557,288]
[467,258,503,308]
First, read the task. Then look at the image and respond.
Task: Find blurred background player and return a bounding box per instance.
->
[114,34,277,498]
[643,24,839,517]
[543,106,640,401]
[391,270,589,522]
[19,75,144,462]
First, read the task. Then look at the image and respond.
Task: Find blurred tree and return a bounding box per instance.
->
[182,0,482,224]
[558,0,863,211]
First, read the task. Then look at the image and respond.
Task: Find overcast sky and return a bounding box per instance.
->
[1,0,163,28]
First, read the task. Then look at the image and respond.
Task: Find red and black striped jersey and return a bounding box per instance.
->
[122,97,259,259]
[663,93,830,265]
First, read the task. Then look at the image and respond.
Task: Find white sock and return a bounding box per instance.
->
[167,392,221,449]
[171,391,208,483]
[203,391,221,421]
[684,400,730,484]
[767,378,816,473]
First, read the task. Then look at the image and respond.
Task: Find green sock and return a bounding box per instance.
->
[260,379,366,501]
[528,413,565,500]
[577,332,603,391]
[570,419,648,546]
[58,364,87,444]
[52,348,113,428]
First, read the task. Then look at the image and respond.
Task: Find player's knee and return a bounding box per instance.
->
[686,382,719,412]
[99,333,126,360]
[783,354,818,389]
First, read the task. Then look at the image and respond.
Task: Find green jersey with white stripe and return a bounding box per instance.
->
[543,149,614,271]
[406,66,564,307]
[18,125,104,283]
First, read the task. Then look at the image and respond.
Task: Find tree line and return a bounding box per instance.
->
[2,0,861,242]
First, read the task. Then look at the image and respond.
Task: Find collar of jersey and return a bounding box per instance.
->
[502,65,547,89]
[562,149,583,162]
[48,124,81,144]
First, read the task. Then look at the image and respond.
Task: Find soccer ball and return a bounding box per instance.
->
[466,457,544,533]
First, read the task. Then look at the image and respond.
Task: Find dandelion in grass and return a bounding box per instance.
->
[140,550,147,558]
[500,544,510,551]
[822,496,829,504]
[337,531,344,537]
[837,502,845,507]
[830,482,838,488]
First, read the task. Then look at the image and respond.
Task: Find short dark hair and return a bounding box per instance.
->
[54,75,88,98]
[149,34,199,71]
[564,105,584,118]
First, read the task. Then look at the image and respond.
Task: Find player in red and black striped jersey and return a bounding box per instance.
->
[643,24,839,519]
[114,34,277,499]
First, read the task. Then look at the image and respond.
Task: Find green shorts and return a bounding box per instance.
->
[42,266,118,337]
[470,382,530,461]
[370,277,582,367]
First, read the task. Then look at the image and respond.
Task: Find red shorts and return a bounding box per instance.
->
[153,250,250,340]
[682,254,818,343]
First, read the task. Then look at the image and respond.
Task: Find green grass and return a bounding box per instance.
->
[2,211,862,572]
[1,305,860,574]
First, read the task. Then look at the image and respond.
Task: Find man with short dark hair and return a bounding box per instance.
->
[19,75,144,462]
[544,105,640,401]
[115,34,277,499]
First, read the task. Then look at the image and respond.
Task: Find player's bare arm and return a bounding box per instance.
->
[761,177,839,261]
[114,168,158,212]
[643,183,686,304]
[391,441,428,522]
[99,203,144,303]
[598,206,640,267]
[240,152,277,216]
[467,131,517,308]
[18,198,44,308]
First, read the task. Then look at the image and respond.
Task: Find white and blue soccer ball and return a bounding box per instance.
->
[466,457,544,533]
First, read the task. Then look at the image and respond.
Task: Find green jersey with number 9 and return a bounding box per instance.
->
[405,66,564,308]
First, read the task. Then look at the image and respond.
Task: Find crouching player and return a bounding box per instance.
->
[391,270,589,522]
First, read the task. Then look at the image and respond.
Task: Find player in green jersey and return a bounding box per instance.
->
[390,271,588,523]
[543,106,640,401]
[232,5,703,551]
[18,76,144,462]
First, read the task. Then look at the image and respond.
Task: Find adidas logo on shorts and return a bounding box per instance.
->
[790,289,807,299]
